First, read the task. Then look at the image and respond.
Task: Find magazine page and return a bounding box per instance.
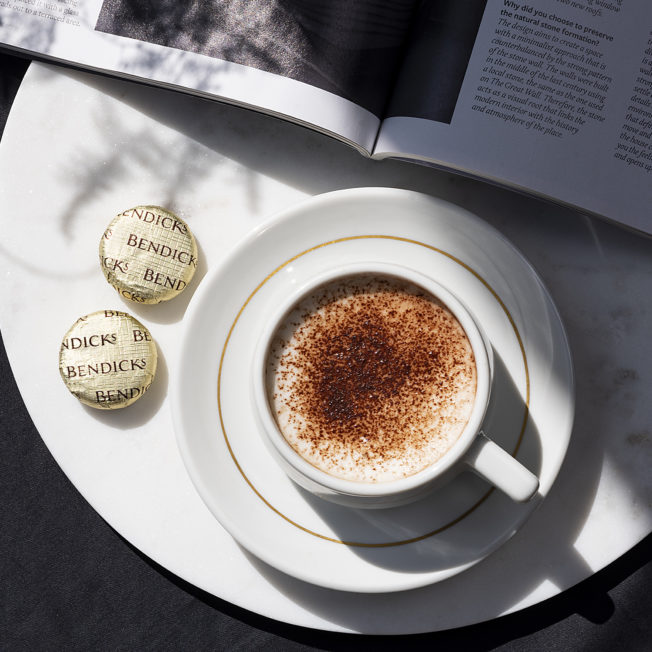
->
[0,0,416,153]
[375,0,652,233]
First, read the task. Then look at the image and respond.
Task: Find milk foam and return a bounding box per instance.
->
[266,275,477,483]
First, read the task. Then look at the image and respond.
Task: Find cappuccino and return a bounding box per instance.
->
[266,274,477,483]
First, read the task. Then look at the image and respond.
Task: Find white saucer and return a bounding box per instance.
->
[172,188,574,592]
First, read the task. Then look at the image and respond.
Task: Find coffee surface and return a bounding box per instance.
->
[267,275,477,483]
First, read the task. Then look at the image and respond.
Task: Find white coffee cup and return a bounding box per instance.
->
[252,262,539,508]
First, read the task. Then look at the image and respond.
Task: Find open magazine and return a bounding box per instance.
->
[1,0,651,233]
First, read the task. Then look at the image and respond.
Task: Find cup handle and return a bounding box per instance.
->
[464,432,539,502]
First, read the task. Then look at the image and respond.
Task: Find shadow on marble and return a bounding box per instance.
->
[63,68,447,204]
[284,350,542,575]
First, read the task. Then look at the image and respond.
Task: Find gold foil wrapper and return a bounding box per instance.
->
[99,205,198,304]
[59,310,157,410]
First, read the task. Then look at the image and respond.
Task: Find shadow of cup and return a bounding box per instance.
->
[272,349,543,574]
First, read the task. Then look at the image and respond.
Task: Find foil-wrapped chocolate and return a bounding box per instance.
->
[59,310,157,409]
[99,205,198,304]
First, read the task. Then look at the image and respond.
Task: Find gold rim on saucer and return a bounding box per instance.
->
[217,235,530,547]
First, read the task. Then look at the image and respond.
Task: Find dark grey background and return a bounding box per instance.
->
[1,51,651,650]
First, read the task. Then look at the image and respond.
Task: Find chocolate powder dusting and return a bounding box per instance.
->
[317,318,413,424]
[269,276,477,483]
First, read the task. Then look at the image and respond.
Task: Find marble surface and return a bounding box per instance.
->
[0,62,651,634]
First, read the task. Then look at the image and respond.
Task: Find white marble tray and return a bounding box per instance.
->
[0,63,650,634]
